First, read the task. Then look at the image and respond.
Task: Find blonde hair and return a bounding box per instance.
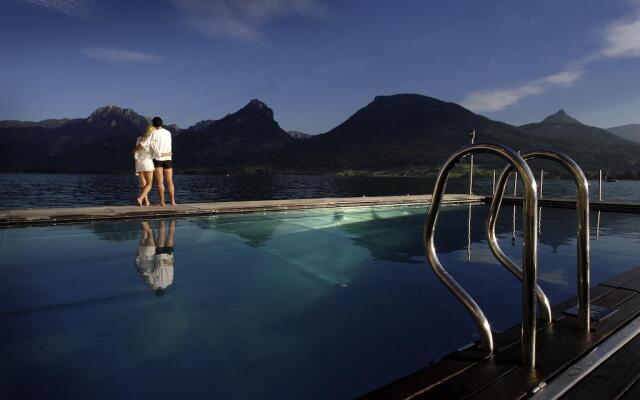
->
[142,124,155,139]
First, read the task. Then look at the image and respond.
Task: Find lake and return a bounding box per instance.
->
[1,173,639,209]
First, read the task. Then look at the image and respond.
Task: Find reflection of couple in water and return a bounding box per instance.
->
[136,220,175,296]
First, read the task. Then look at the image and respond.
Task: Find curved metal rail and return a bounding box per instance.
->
[488,150,590,331]
[424,143,539,368]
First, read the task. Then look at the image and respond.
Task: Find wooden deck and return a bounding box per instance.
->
[0,194,483,227]
[499,196,640,213]
[362,265,640,399]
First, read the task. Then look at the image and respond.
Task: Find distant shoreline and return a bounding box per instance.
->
[0,168,631,180]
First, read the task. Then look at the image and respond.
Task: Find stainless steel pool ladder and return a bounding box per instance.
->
[488,150,591,331]
[424,143,539,369]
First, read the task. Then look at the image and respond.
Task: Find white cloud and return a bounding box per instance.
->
[461,70,583,113]
[462,1,640,114]
[83,47,162,64]
[26,0,92,19]
[172,0,330,40]
[600,16,640,58]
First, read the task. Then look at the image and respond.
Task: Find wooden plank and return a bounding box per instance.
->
[363,316,560,400]
[496,197,640,213]
[560,335,640,399]
[619,377,640,400]
[595,291,640,333]
[551,285,614,320]
[359,350,483,400]
[612,276,640,292]
[413,319,578,399]
[592,288,637,309]
[601,265,640,288]
[465,289,639,400]
[466,317,596,400]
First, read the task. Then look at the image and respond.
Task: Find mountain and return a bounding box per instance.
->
[1,105,149,172]
[174,99,292,172]
[519,110,640,176]
[282,94,538,171]
[540,109,582,125]
[1,100,291,173]
[0,118,75,129]
[288,130,311,140]
[2,96,640,177]
[608,124,640,144]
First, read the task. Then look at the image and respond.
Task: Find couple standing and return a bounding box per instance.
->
[133,117,177,207]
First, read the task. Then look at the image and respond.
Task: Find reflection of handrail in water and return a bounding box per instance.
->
[491,176,552,324]
[467,204,472,262]
[424,143,538,368]
[488,151,590,331]
[512,173,517,244]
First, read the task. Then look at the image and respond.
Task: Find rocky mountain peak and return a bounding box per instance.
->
[541,109,582,125]
[87,104,148,130]
[235,99,274,119]
[288,130,311,140]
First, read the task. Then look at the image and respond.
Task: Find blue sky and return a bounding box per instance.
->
[2,0,640,133]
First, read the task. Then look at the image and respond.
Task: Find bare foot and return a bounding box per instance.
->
[136,198,143,207]
[170,202,177,206]
[159,203,166,207]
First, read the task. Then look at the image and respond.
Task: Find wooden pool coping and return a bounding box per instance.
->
[2,194,640,227]
[0,194,482,227]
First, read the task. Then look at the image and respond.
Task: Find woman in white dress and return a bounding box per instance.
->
[133,124,156,206]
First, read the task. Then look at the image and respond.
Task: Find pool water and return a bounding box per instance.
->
[1,205,640,398]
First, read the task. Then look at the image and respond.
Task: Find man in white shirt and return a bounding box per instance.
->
[149,117,177,206]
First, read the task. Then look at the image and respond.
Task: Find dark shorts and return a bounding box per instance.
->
[153,160,173,169]
[156,246,174,255]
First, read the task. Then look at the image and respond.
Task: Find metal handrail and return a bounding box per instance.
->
[424,143,538,368]
[487,150,590,331]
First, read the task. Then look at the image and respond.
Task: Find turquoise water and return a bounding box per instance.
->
[1,205,640,398]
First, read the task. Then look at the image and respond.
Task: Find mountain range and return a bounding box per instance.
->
[1,94,639,177]
[607,124,640,144]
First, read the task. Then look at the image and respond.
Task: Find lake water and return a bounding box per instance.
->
[1,173,639,209]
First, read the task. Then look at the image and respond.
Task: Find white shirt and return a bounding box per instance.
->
[134,136,153,161]
[151,255,174,290]
[150,127,172,161]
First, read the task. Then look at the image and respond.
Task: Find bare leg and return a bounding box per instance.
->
[154,167,165,206]
[166,220,175,247]
[137,174,146,207]
[137,171,154,207]
[164,168,176,206]
[141,221,155,246]
[156,220,166,248]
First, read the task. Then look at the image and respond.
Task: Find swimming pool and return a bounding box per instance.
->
[1,204,640,398]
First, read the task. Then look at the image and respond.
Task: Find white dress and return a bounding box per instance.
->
[134,136,155,173]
